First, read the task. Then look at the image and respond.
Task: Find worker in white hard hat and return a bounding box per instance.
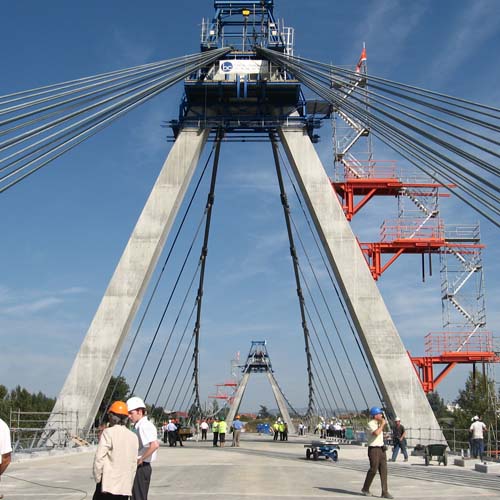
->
[126,397,160,500]
[390,417,408,462]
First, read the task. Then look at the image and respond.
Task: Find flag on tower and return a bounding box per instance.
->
[355,45,367,73]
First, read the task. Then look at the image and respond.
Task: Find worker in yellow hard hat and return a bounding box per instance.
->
[93,401,138,498]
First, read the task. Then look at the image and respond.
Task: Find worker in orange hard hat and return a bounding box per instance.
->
[92,401,138,499]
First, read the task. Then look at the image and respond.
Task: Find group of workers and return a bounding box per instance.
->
[314,419,346,439]
[2,402,490,500]
[272,419,288,441]
[210,415,245,447]
[161,419,184,447]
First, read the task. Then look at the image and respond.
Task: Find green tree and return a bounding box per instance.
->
[95,376,130,424]
[257,405,272,419]
[0,385,55,425]
[210,398,219,415]
[427,392,450,418]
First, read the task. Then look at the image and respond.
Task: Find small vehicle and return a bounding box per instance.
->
[304,440,339,461]
[178,425,195,441]
[424,444,448,466]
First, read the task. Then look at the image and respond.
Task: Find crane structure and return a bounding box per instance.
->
[15,0,493,447]
[331,52,497,394]
[225,341,295,433]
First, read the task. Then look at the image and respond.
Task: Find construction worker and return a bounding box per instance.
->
[212,417,219,447]
[283,422,288,441]
[218,417,228,447]
[273,420,280,441]
[278,420,285,441]
[231,415,245,447]
[127,397,160,500]
[93,401,138,499]
[361,407,393,499]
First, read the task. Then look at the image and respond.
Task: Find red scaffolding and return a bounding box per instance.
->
[208,380,237,405]
[358,219,484,280]
[410,332,500,393]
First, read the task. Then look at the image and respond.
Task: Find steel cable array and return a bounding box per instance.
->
[275,146,383,415]
[0,48,229,192]
[258,48,500,228]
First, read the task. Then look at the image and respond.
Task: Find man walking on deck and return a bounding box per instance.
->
[391,417,408,462]
[361,407,393,499]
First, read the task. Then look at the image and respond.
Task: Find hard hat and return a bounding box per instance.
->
[108,401,128,416]
[472,415,479,421]
[395,417,401,421]
[369,406,383,417]
[220,416,225,421]
[126,396,146,412]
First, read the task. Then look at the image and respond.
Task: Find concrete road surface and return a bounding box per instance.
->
[2,434,499,499]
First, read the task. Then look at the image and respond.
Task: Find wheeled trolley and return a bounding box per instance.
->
[304,440,339,461]
[424,444,448,466]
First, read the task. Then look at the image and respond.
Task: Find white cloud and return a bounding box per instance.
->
[353,0,429,65]
[1,296,63,315]
[426,0,500,86]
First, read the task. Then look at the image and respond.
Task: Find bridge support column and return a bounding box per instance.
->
[44,128,209,442]
[279,125,444,445]
[266,371,295,434]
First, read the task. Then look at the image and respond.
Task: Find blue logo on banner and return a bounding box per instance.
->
[221,61,233,73]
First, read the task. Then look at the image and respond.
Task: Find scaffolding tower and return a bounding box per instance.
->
[330,48,497,394]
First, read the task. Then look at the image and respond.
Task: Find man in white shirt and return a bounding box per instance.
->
[127,397,160,500]
[200,420,209,441]
[469,415,487,461]
[0,417,12,500]
[361,407,393,499]
[166,420,177,447]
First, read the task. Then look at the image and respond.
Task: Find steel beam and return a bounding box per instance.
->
[44,128,209,441]
[279,125,445,445]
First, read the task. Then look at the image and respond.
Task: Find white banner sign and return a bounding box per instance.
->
[219,60,264,75]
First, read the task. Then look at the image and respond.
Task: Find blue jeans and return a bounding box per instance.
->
[472,438,484,459]
[391,439,408,461]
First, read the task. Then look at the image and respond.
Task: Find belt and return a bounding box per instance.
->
[368,446,384,449]
[137,462,151,468]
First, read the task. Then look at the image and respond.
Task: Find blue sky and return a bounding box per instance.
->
[1,0,498,413]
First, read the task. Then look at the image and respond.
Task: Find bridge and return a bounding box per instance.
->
[1,0,498,451]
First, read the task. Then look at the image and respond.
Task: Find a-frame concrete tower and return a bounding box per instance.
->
[226,342,295,433]
[45,1,445,446]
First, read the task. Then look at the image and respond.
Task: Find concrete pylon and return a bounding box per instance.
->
[43,128,209,441]
[279,125,445,445]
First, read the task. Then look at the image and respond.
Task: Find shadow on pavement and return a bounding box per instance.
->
[316,486,367,496]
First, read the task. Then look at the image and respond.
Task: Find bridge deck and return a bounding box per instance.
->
[3,435,499,499]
